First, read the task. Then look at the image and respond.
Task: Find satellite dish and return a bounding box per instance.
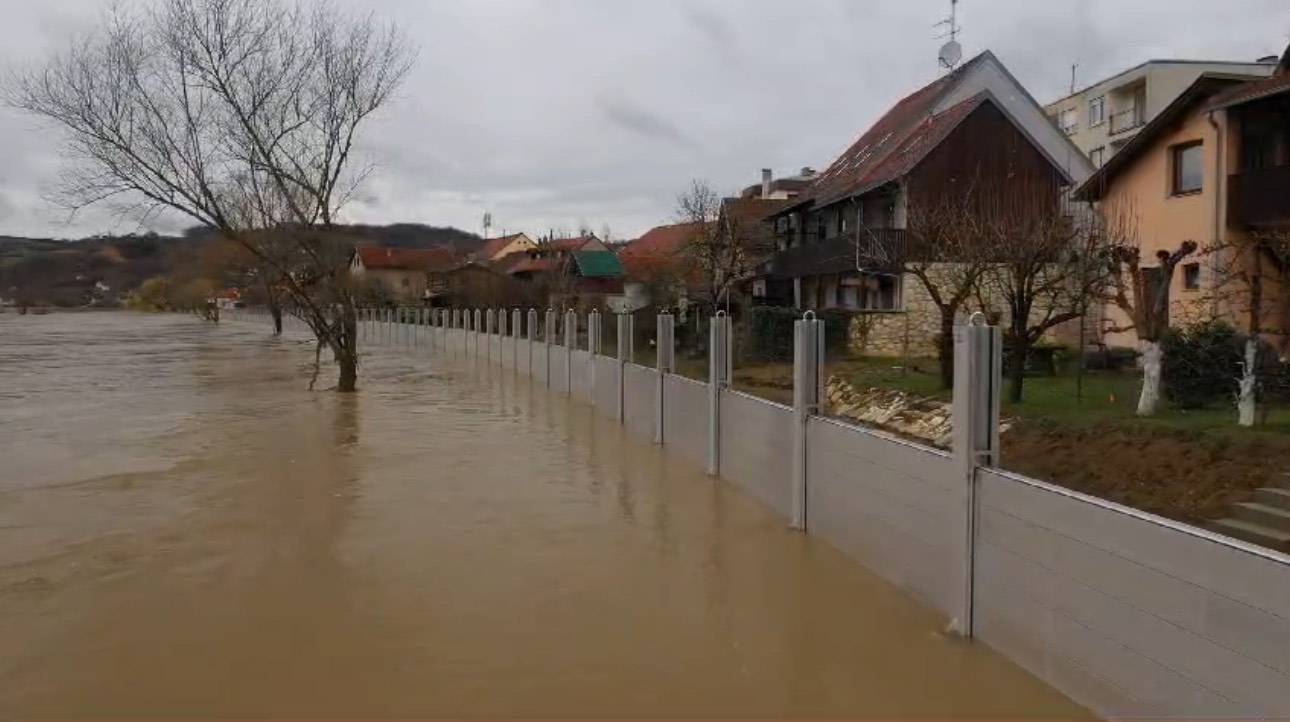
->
[939,40,963,69]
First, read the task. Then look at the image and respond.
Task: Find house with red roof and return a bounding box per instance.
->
[473,233,536,263]
[499,234,626,309]
[349,245,460,302]
[756,50,1093,355]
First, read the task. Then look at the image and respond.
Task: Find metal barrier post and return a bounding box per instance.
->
[563,309,576,393]
[472,309,482,363]
[544,309,556,387]
[523,308,535,377]
[485,309,495,366]
[616,312,633,423]
[511,309,521,371]
[950,316,1002,639]
[707,312,730,476]
[791,312,824,530]
[655,311,675,444]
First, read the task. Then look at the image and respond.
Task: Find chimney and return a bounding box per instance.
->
[761,168,773,198]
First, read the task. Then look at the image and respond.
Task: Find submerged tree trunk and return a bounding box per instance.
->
[1136,340,1163,416]
[1238,337,1258,427]
[335,302,359,393]
[269,300,284,336]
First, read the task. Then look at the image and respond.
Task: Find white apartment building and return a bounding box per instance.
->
[1045,58,1276,167]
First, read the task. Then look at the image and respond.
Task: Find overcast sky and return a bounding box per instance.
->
[1,0,1287,241]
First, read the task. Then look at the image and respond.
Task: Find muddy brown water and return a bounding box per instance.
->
[0,312,1090,718]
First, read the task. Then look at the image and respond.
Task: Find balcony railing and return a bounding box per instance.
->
[1109,105,1145,135]
[1229,165,1290,228]
[761,228,910,278]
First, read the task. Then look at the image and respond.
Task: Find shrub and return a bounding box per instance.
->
[1161,321,1244,409]
[740,306,853,363]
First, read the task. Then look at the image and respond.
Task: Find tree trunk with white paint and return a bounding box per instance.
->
[1238,337,1258,427]
[1137,340,1163,416]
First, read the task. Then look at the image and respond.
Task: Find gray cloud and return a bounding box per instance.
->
[598,93,695,147]
[0,0,1287,241]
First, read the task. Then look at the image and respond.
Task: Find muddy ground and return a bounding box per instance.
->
[1000,421,1287,524]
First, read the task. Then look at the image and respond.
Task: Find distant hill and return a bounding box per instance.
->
[0,223,483,307]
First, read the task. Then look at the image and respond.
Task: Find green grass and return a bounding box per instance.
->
[743,353,1290,437]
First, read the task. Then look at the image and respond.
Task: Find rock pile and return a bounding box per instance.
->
[825,375,1008,448]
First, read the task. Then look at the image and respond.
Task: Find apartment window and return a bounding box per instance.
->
[1183,263,1201,291]
[1089,146,1105,168]
[1171,141,1204,195]
[1059,108,1078,135]
[1089,96,1106,127]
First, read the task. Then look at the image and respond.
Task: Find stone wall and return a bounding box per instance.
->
[846,265,990,358]
[846,264,1082,358]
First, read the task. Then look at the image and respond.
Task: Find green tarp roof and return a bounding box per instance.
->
[572,250,624,278]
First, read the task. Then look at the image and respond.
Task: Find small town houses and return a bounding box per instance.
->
[343,43,1290,359]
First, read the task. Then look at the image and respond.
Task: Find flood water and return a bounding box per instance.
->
[0,311,1089,718]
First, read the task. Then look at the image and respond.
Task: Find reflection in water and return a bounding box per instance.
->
[0,312,1089,718]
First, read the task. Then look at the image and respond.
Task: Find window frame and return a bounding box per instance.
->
[1182,262,1201,291]
[1170,141,1204,196]
[1088,95,1106,127]
[1059,107,1079,135]
[1089,146,1105,168]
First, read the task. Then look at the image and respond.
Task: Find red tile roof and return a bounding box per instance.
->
[546,235,600,252]
[721,197,792,229]
[355,245,459,272]
[505,256,560,275]
[618,222,706,282]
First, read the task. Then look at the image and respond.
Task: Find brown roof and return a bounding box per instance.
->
[506,256,560,275]
[1077,74,1257,202]
[809,90,988,209]
[1208,70,1290,110]
[618,222,706,282]
[801,59,979,209]
[546,235,600,252]
[721,197,792,229]
[355,245,459,271]
[476,233,529,260]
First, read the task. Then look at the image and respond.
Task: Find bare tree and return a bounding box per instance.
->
[675,179,770,312]
[1200,228,1290,426]
[902,191,992,389]
[7,0,414,392]
[982,184,1112,403]
[1100,200,1198,416]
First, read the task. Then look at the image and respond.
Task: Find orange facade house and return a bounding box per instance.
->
[1078,48,1290,351]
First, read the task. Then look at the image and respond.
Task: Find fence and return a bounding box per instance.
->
[223,304,1290,719]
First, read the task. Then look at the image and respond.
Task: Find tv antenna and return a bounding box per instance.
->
[935,0,963,70]
[482,212,493,239]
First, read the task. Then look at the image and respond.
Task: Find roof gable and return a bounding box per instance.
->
[796,51,1088,211]
[476,233,533,260]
